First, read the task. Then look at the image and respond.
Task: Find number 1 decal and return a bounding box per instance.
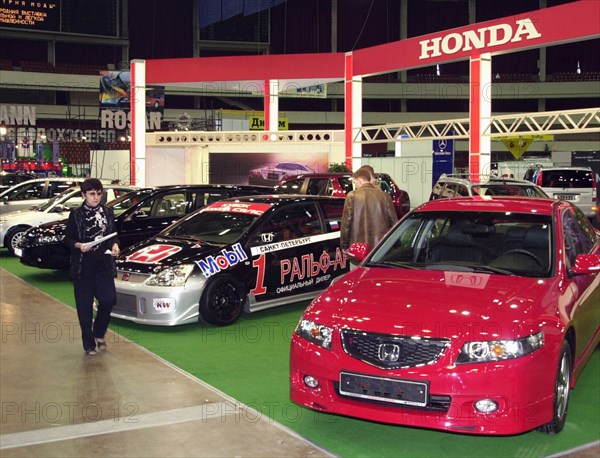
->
[250,254,267,295]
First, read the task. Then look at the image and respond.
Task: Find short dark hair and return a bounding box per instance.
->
[357,164,375,178]
[80,178,104,193]
[352,169,371,182]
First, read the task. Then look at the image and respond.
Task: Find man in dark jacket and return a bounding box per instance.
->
[340,168,398,252]
[64,178,120,356]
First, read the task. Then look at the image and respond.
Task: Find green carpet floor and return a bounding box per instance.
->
[1,253,599,457]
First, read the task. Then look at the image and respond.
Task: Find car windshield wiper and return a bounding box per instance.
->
[175,235,223,246]
[425,263,515,275]
[468,265,516,276]
[366,261,418,269]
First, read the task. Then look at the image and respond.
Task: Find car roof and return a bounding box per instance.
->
[535,166,593,172]
[417,196,559,215]
[280,173,351,179]
[150,184,273,192]
[62,183,139,193]
[482,178,539,185]
[0,176,109,196]
[437,174,536,185]
[279,172,393,180]
[218,194,345,205]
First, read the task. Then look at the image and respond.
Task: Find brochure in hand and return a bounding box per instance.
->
[81,232,117,251]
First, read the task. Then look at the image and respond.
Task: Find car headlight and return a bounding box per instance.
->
[456,331,544,364]
[145,264,194,287]
[295,319,333,350]
[36,234,63,244]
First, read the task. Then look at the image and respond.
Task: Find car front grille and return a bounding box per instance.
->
[117,270,150,283]
[341,329,450,370]
[113,293,138,317]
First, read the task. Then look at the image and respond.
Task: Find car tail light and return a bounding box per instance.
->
[591,173,597,205]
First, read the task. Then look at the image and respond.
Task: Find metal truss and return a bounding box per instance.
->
[354,107,600,144]
[484,108,600,137]
[145,108,599,146]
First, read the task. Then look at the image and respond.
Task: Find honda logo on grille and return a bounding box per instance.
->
[378,343,401,362]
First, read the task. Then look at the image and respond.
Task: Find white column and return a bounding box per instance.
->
[269,79,279,132]
[468,53,492,181]
[351,74,363,172]
[479,53,492,176]
[131,59,146,187]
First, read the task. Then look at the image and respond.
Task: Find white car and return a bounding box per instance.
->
[1,184,137,256]
[524,166,599,218]
[0,177,112,215]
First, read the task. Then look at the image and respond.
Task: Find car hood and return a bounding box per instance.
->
[116,236,246,275]
[309,267,551,340]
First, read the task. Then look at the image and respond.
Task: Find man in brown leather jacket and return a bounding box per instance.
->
[340,168,398,251]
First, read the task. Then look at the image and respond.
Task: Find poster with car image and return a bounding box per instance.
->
[209,152,330,185]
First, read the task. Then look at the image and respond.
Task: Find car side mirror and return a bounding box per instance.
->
[571,253,600,275]
[347,242,370,263]
[53,204,65,213]
[133,210,148,219]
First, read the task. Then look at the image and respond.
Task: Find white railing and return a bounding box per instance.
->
[146,130,344,146]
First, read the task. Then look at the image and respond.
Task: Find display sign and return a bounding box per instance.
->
[499,135,553,159]
[432,138,454,185]
[99,71,131,110]
[0,2,59,31]
[249,116,288,130]
[572,151,600,187]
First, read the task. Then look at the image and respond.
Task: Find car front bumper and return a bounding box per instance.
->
[290,332,558,435]
[18,243,70,270]
[112,272,206,326]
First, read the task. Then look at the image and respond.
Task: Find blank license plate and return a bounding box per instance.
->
[339,372,428,407]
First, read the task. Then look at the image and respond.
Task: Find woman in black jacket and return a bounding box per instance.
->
[64,178,120,356]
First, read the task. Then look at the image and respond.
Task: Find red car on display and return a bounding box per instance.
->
[290,197,600,435]
[275,172,411,218]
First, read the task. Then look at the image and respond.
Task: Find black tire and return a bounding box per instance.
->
[198,276,245,326]
[5,226,30,256]
[537,341,572,434]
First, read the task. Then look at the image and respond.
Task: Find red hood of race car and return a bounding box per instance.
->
[305,266,552,340]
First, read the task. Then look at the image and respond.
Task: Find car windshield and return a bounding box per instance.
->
[162,210,259,244]
[108,189,153,217]
[36,189,74,211]
[367,211,553,278]
[472,183,548,198]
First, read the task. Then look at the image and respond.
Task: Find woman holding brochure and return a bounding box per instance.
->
[65,178,120,356]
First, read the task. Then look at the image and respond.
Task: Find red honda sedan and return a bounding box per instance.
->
[290,197,600,435]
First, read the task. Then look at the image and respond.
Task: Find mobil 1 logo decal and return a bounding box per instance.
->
[196,243,248,278]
